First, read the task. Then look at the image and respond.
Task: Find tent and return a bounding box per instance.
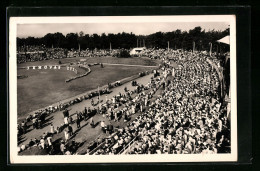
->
[216,36,230,62]
[130,47,146,55]
[217,36,230,45]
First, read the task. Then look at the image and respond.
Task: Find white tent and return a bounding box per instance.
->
[217,36,230,45]
[130,47,145,55]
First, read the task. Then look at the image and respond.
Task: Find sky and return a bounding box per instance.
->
[17,22,229,38]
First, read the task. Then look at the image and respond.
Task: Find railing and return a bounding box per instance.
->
[206,58,223,81]
[88,132,118,155]
[88,141,106,155]
[206,58,225,98]
[118,135,138,155]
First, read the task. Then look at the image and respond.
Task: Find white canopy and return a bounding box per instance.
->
[217,36,230,45]
[130,47,146,55]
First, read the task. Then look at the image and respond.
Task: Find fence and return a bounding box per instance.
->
[118,136,139,155]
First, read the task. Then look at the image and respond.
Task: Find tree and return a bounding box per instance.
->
[17,26,230,53]
[65,33,78,49]
[53,32,66,48]
[42,33,54,48]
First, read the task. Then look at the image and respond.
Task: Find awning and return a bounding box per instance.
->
[217,36,230,45]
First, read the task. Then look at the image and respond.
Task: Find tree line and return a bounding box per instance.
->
[17,26,229,51]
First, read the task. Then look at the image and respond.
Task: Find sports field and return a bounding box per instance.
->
[17,57,159,119]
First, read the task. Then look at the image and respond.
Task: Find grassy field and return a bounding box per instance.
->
[17,57,158,118]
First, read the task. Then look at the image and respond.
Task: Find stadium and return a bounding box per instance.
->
[16,24,231,156]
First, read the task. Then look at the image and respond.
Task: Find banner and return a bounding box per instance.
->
[27,65,61,70]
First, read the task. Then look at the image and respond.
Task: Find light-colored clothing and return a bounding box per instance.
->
[101,121,106,128]
[47,137,52,146]
[40,139,45,149]
[50,125,54,133]
[64,131,69,142]
[64,117,68,125]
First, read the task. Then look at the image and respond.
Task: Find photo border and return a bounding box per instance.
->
[9,15,236,164]
[5,6,251,165]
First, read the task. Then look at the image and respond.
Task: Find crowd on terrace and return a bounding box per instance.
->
[17,45,123,63]
[17,47,230,155]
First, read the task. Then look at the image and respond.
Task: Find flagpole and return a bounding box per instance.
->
[193,41,195,53]
[209,42,212,57]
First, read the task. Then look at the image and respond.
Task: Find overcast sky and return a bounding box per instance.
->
[17,22,229,38]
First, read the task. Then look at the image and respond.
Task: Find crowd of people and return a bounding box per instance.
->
[17,72,155,155]
[17,86,111,134]
[17,47,230,155]
[17,45,124,63]
[17,45,67,63]
[123,57,229,154]
[67,49,121,58]
[17,70,153,155]
[86,75,162,155]
[83,50,230,155]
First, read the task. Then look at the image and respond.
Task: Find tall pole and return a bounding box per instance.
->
[193,41,195,53]
[168,41,170,52]
[110,42,112,52]
[78,43,80,52]
[143,39,145,47]
[209,42,212,57]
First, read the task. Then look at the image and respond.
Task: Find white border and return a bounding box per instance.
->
[9,15,237,163]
